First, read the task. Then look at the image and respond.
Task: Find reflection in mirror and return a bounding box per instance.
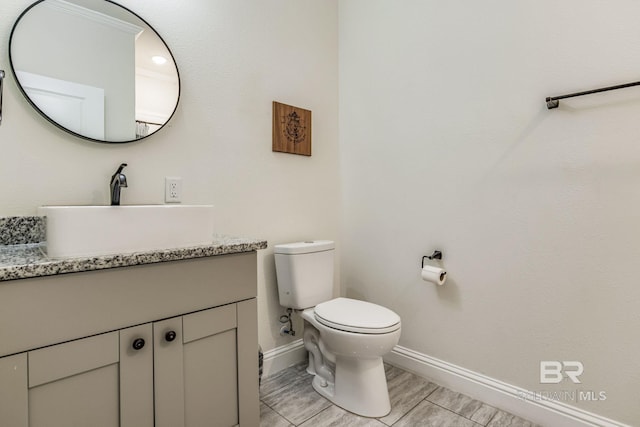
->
[9,0,180,143]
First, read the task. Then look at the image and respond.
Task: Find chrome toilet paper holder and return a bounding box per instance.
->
[422,250,442,268]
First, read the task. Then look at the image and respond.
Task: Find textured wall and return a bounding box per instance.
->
[339,1,640,424]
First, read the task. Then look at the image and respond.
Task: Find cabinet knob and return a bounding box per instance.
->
[165,331,177,342]
[132,338,145,350]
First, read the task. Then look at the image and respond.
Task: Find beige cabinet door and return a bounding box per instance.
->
[0,353,28,427]
[183,303,239,427]
[154,303,247,427]
[236,298,260,427]
[23,326,154,427]
[119,323,154,427]
[154,315,186,427]
[27,332,120,427]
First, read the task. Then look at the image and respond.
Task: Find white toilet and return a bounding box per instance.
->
[274,240,401,417]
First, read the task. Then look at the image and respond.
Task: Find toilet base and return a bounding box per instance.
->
[310,356,391,418]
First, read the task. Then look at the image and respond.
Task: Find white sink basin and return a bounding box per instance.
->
[38,205,214,259]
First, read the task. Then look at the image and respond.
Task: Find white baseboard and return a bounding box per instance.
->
[261,339,306,379]
[385,346,630,427]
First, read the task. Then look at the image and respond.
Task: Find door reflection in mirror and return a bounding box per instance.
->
[9,0,180,143]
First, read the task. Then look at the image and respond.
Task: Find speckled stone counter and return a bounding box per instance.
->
[0,234,267,282]
[0,216,45,245]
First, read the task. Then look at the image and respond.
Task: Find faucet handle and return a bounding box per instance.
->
[116,163,127,174]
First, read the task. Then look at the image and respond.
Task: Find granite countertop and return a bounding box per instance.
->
[0,234,267,282]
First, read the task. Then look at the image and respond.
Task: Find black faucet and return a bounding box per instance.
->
[110,163,128,206]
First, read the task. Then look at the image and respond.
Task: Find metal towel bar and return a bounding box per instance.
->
[546,80,640,109]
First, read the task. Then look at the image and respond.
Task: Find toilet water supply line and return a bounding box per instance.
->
[279,308,296,336]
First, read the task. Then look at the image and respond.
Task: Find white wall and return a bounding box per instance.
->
[339,1,640,425]
[0,0,339,353]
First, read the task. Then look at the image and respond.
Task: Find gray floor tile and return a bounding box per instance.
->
[384,363,406,381]
[260,363,539,427]
[427,387,498,424]
[299,405,387,427]
[393,400,481,427]
[487,410,541,427]
[260,402,294,427]
[379,366,439,426]
[470,404,502,426]
[261,374,332,425]
[291,360,312,375]
[260,363,311,400]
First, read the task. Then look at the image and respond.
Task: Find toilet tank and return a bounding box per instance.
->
[274,240,335,309]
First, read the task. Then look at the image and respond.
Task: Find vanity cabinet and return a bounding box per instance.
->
[0,252,259,427]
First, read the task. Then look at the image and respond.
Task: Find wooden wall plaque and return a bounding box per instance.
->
[272,101,311,156]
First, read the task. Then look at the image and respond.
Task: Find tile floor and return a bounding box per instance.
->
[260,362,541,427]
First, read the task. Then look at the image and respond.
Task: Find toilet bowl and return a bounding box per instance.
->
[274,241,401,417]
[300,298,400,417]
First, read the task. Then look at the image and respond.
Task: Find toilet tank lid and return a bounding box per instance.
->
[274,240,335,254]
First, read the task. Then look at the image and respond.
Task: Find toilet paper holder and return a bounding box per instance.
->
[422,250,442,268]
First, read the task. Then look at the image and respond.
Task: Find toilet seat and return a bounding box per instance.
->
[314,297,401,334]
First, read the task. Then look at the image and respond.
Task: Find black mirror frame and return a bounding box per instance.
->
[8,0,181,144]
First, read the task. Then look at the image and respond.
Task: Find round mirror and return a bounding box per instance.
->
[9,0,180,143]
